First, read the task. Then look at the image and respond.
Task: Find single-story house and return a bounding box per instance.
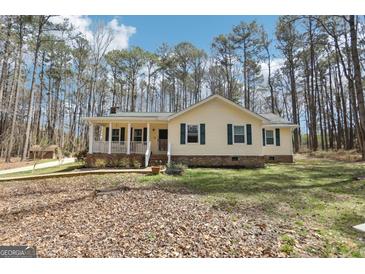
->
[83,94,297,168]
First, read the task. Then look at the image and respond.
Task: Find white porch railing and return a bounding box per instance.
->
[145,141,151,167]
[93,141,148,154]
[167,142,171,164]
[111,141,127,153]
[93,141,108,153]
[130,141,147,154]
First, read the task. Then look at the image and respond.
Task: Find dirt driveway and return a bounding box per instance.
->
[0,174,285,257]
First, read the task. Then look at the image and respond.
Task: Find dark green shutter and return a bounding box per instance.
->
[130,127,133,141]
[120,127,125,142]
[143,127,147,142]
[247,124,252,145]
[105,127,109,141]
[242,125,245,143]
[227,124,233,145]
[180,123,186,144]
[262,128,266,146]
[200,124,205,145]
[276,128,281,146]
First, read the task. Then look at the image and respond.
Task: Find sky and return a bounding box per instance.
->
[59,15,280,54]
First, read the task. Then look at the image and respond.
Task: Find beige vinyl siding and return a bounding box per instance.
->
[262,127,293,155]
[168,97,264,156]
[92,96,294,157]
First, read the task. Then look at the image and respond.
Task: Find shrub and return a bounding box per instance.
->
[62,150,71,157]
[165,162,187,176]
[280,234,295,256]
[131,159,142,169]
[94,159,107,168]
[74,149,88,161]
[116,158,130,168]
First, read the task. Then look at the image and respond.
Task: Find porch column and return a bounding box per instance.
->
[147,123,150,143]
[88,122,94,154]
[127,122,131,154]
[108,122,112,154]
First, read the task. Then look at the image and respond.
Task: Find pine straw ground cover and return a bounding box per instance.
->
[0,157,365,258]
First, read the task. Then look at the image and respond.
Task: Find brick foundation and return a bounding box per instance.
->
[264,155,293,163]
[86,153,144,168]
[171,155,265,168]
[149,154,168,166]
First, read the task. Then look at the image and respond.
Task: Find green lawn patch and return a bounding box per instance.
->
[139,158,365,257]
[0,162,85,179]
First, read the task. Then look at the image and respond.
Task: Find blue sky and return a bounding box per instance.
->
[91,15,279,54]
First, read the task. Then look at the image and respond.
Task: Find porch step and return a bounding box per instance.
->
[149,154,168,166]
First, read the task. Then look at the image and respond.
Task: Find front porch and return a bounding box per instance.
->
[88,121,170,166]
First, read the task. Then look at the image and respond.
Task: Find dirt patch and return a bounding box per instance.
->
[0,174,284,258]
[0,157,36,170]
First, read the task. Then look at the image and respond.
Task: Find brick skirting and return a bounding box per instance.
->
[86,153,144,167]
[171,155,265,168]
[149,154,168,166]
[86,153,293,167]
[264,155,293,163]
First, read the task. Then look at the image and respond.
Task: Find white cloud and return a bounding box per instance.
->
[260,57,285,83]
[50,16,136,51]
[107,18,136,51]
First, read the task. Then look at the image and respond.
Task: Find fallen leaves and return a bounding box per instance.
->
[0,174,283,258]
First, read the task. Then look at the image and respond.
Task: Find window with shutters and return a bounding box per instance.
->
[266,130,274,145]
[133,129,143,142]
[233,125,245,143]
[111,129,120,141]
[187,124,199,143]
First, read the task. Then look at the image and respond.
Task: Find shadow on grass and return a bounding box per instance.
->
[143,162,365,243]
[153,165,365,197]
[333,212,365,238]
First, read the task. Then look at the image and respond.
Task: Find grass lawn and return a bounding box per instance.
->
[0,162,84,178]
[1,157,364,257]
[140,157,365,257]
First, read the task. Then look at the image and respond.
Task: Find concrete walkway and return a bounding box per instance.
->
[0,167,155,182]
[0,157,76,175]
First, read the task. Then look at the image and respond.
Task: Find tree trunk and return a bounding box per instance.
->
[349,15,365,159]
[22,17,48,160]
[6,19,24,162]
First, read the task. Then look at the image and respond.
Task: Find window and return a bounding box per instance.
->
[234,125,245,143]
[111,129,120,141]
[187,125,199,143]
[266,130,274,145]
[134,129,143,142]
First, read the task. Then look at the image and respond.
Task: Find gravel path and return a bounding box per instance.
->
[0,174,285,257]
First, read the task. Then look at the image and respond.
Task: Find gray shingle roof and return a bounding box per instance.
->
[110,112,173,118]
[259,113,292,124]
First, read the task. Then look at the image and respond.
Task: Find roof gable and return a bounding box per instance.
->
[168,94,268,122]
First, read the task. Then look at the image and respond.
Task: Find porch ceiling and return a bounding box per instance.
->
[83,116,168,124]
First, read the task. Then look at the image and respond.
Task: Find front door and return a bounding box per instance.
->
[158,129,168,151]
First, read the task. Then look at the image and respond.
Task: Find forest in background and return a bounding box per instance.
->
[0,15,364,161]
